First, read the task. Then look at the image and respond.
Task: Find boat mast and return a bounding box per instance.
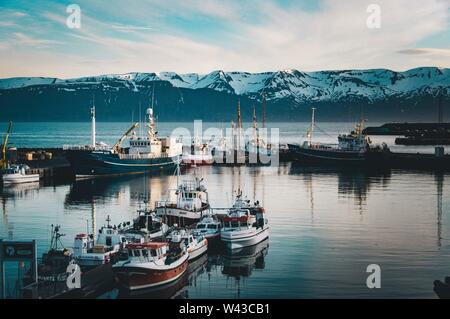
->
[309,107,316,146]
[91,96,96,149]
[237,100,242,150]
[147,86,157,141]
[261,92,266,129]
[1,121,12,169]
[253,106,258,144]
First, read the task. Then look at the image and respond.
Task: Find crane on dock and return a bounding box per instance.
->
[1,121,12,169]
[111,122,139,154]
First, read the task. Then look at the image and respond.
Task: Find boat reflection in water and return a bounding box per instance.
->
[221,238,269,279]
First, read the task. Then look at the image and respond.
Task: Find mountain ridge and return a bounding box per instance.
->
[0,67,448,122]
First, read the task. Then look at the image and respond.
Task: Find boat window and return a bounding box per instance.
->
[134,250,141,257]
[142,249,148,257]
[106,236,112,246]
[207,225,216,229]
[128,249,133,256]
[197,224,206,229]
[240,222,248,227]
[188,193,192,198]
[231,221,239,228]
[151,249,157,257]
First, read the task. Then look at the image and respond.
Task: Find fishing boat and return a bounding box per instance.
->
[155,166,210,226]
[120,208,169,243]
[73,216,128,269]
[35,225,73,282]
[288,108,389,164]
[182,137,214,166]
[64,98,182,178]
[166,228,208,260]
[220,190,269,250]
[113,241,189,290]
[193,214,222,240]
[1,164,40,185]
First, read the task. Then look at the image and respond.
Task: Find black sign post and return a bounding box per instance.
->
[0,240,38,299]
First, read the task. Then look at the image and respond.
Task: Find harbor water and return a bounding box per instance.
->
[1,122,449,298]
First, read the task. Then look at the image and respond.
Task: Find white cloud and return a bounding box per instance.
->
[0,0,448,77]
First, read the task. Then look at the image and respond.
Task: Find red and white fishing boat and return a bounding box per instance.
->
[113,242,189,290]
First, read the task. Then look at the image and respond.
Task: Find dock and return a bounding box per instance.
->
[9,148,74,180]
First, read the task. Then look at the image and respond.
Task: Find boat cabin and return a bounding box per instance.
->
[175,179,209,212]
[126,242,168,261]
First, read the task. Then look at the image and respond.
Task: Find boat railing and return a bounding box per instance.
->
[118,153,170,160]
[309,142,366,153]
[63,144,110,151]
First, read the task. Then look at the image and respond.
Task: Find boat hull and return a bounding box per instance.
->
[182,154,214,165]
[113,256,189,290]
[188,240,208,260]
[288,143,366,163]
[2,174,40,185]
[66,150,179,178]
[155,207,206,226]
[221,226,269,250]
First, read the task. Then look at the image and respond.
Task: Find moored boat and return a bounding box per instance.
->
[73,216,128,269]
[288,108,389,164]
[30,225,73,283]
[166,228,208,260]
[1,164,40,185]
[220,190,269,250]
[155,167,210,226]
[64,99,182,178]
[113,241,189,290]
[120,208,169,243]
[193,214,222,241]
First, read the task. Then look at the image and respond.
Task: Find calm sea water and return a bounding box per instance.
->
[1,122,449,298]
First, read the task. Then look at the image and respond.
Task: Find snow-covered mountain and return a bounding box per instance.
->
[1,67,448,122]
[1,67,448,104]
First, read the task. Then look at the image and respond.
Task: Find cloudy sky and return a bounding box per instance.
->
[0,0,449,78]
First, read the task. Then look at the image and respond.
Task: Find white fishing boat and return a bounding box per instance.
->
[1,164,40,185]
[193,214,222,240]
[166,228,208,260]
[73,216,128,269]
[155,166,210,226]
[220,190,269,250]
